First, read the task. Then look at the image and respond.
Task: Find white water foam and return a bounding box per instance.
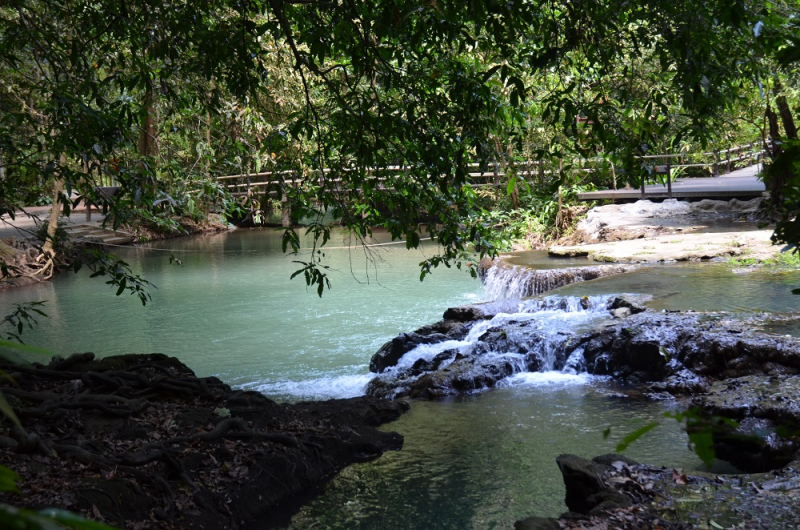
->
[394,339,471,370]
[245,373,373,401]
[499,371,594,388]
[385,295,620,384]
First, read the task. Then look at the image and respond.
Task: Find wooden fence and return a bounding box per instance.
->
[216,141,766,225]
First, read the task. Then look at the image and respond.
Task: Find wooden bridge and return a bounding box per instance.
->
[217,142,767,225]
[575,143,767,202]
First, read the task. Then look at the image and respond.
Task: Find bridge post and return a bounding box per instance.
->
[640,171,645,199]
[666,162,672,198]
[713,149,720,177]
[726,148,731,174]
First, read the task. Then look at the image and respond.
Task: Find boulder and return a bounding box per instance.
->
[556,454,632,514]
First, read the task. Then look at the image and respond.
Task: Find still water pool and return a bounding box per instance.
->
[1,229,797,526]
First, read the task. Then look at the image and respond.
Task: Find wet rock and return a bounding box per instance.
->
[648,369,711,395]
[609,296,647,314]
[406,357,516,399]
[369,331,449,373]
[691,375,800,471]
[442,300,522,321]
[610,307,630,318]
[413,320,469,340]
[535,448,800,529]
[556,454,632,514]
[442,305,487,322]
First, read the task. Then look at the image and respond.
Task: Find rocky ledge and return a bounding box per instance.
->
[0,353,408,529]
[366,296,800,474]
[549,197,782,264]
[517,453,800,529]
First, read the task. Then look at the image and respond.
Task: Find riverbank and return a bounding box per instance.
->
[549,198,785,264]
[0,207,230,292]
[0,353,408,528]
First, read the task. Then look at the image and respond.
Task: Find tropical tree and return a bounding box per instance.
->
[1,0,798,291]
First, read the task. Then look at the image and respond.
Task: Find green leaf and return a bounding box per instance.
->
[0,466,21,493]
[0,339,54,356]
[506,175,517,196]
[616,422,659,452]
[688,431,715,465]
[0,393,21,428]
[116,278,127,296]
[39,508,120,530]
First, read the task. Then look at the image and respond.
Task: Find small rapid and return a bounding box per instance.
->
[367,294,643,399]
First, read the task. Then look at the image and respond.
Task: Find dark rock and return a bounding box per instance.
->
[648,369,711,395]
[0,354,410,529]
[405,357,515,399]
[609,296,647,314]
[591,454,638,467]
[369,331,448,373]
[442,305,487,322]
[413,320,469,340]
[556,454,632,514]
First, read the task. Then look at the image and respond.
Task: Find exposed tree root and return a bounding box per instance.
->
[0,353,408,529]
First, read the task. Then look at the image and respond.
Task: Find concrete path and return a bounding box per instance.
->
[0,205,132,245]
[577,164,766,201]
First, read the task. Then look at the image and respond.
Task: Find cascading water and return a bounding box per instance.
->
[482,262,636,299]
[368,294,640,399]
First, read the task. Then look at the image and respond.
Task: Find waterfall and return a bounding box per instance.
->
[482,262,636,300]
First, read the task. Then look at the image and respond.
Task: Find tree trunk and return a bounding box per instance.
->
[42,178,64,257]
[138,79,158,158]
[205,111,212,178]
[764,105,787,205]
[776,95,798,140]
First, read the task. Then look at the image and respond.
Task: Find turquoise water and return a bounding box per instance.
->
[1,231,797,526]
[0,229,481,400]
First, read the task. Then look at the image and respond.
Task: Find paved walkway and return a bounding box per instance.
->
[577,164,766,201]
[0,205,132,244]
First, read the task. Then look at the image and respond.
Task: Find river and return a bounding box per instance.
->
[1,228,798,527]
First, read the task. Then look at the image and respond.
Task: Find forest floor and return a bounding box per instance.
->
[549,198,786,264]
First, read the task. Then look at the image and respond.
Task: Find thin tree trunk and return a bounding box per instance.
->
[206,111,212,178]
[42,179,64,256]
[776,96,797,140]
[138,79,158,158]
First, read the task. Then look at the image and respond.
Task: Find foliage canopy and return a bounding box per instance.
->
[0,0,798,289]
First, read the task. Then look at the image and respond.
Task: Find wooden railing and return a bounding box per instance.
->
[217,141,766,223]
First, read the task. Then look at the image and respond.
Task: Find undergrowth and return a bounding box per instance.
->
[728,250,800,268]
[474,183,592,251]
